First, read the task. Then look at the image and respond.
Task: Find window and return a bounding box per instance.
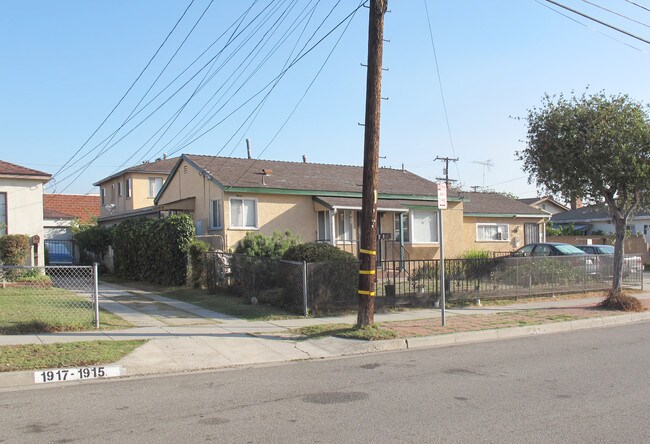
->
[126,178,132,198]
[110,184,115,202]
[148,177,163,198]
[411,210,438,243]
[230,198,257,228]
[100,187,105,205]
[477,223,509,241]
[317,211,331,241]
[394,213,410,242]
[0,192,6,235]
[337,210,354,242]
[211,199,223,229]
[117,181,123,197]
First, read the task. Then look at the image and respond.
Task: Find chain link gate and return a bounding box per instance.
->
[0,264,100,333]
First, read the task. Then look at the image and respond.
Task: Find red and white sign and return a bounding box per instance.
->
[437,182,448,210]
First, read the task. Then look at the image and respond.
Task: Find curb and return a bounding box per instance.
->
[2,312,649,391]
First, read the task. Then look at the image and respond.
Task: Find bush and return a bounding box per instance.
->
[0,234,30,265]
[460,249,491,259]
[235,231,300,259]
[73,222,113,257]
[112,215,195,286]
[282,242,357,263]
[189,240,210,288]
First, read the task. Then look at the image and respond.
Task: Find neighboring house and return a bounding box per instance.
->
[43,194,100,264]
[518,196,569,215]
[0,160,51,266]
[463,192,550,252]
[94,157,177,225]
[551,204,650,243]
[155,154,466,259]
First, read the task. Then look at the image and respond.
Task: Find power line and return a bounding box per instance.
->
[625,0,650,13]
[544,0,650,45]
[422,0,461,185]
[579,0,650,29]
[51,0,197,188]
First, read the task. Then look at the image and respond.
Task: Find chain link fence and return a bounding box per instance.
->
[0,265,99,333]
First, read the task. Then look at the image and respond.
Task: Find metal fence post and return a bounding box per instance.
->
[93,262,100,329]
[303,261,308,317]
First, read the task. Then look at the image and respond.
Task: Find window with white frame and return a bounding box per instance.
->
[126,178,132,198]
[211,199,223,229]
[410,209,438,243]
[148,177,163,198]
[337,210,354,242]
[317,210,331,241]
[394,212,410,242]
[117,181,123,197]
[230,198,257,228]
[477,223,509,241]
[0,192,7,235]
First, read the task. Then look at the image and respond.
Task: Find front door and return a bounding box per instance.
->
[524,223,540,244]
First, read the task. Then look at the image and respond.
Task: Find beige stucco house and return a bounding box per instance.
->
[94,157,178,225]
[153,155,549,259]
[518,196,569,216]
[0,160,52,266]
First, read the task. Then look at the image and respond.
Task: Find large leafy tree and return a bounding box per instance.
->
[518,91,650,309]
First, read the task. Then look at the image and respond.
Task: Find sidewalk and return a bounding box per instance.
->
[1,282,649,388]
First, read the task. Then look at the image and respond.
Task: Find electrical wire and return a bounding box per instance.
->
[422,0,462,185]
[624,0,650,13]
[51,0,196,188]
[579,0,650,28]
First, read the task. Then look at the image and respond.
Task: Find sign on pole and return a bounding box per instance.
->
[437,182,447,210]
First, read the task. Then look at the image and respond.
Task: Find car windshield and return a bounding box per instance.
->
[596,246,615,254]
[554,244,586,255]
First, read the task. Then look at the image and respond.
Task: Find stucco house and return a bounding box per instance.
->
[0,160,52,266]
[518,196,569,215]
[551,204,650,242]
[151,155,548,259]
[94,157,177,225]
[43,194,100,264]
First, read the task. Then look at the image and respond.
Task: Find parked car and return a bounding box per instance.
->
[574,244,643,276]
[512,242,588,257]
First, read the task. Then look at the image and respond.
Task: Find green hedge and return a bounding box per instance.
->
[112,215,195,285]
[0,234,30,265]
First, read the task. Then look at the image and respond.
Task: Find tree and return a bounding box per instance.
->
[518,91,650,311]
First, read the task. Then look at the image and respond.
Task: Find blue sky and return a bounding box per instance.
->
[2,0,650,198]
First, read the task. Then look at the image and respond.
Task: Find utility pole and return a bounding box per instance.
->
[434,156,458,188]
[470,185,481,192]
[358,0,388,328]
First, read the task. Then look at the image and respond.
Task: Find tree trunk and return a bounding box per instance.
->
[612,216,626,292]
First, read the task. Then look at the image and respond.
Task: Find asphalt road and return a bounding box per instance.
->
[2,322,649,443]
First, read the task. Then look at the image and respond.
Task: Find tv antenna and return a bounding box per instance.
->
[472,159,494,189]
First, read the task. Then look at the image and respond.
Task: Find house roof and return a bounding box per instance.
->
[93,157,178,186]
[517,196,569,211]
[168,154,459,200]
[43,194,100,223]
[463,192,549,217]
[0,160,51,181]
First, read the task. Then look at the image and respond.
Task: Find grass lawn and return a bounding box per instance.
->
[294,323,398,341]
[0,340,146,372]
[0,286,132,334]
[100,275,300,321]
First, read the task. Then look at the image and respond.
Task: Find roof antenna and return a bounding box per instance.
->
[246,138,252,159]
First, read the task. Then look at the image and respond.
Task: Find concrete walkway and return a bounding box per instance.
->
[1,281,649,389]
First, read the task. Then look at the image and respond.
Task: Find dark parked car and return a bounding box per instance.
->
[512,242,588,257]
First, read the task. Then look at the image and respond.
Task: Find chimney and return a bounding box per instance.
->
[246,138,252,159]
[302,155,307,163]
[570,196,583,210]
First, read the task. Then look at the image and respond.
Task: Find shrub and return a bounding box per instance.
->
[0,234,30,265]
[73,222,113,257]
[235,231,300,259]
[282,242,357,263]
[460,249,491,260]
[189,240,210,288]
[112,215,195,286]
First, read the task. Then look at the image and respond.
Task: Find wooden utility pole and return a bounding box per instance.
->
[358,0,388,328]
[434,156,458,188]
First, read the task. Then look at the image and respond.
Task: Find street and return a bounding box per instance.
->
[2,322,649,443]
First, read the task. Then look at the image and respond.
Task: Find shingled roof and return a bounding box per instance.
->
[178,154,456,198]
[93,157,178,186]
[43,194,100,223]
[0,160,51,180]
[463,192,549,217]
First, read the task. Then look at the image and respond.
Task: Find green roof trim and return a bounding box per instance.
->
[222,186,460,201]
